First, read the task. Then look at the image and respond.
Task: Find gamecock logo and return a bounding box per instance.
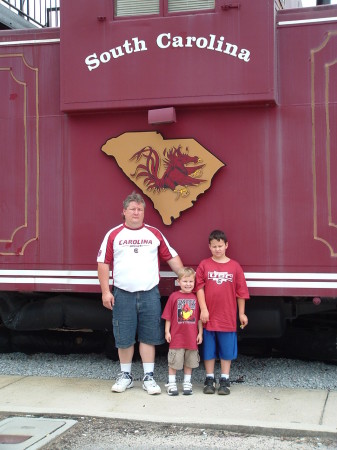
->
[130,145,206,198]
[101,131,225,225]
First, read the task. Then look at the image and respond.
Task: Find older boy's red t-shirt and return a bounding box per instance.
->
[195,258,249,332]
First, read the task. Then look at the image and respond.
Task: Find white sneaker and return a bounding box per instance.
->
[111,372,134,393]
[165,381,179,396]
[182,381,193,395]
[142,372,161,395]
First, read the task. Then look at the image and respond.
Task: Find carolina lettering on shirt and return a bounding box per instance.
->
[119,239,153,245]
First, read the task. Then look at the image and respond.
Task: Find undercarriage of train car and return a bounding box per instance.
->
[0,292,336,362]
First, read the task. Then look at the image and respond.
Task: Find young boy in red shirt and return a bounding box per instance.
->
[196,230,249,395]
[162,267,203,396]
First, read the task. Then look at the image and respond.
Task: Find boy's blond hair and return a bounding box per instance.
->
[177,267,196,280]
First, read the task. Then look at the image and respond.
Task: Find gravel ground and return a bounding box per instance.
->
[41,417,337,450]
[0,352,336,390]
[0,413,336,450]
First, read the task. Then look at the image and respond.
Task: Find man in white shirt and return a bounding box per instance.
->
[97,192,183,394]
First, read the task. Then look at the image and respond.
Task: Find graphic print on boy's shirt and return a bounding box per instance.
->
[208,271,233,284]
[177,298,197,323]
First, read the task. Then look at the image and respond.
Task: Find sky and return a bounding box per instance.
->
[301,0,337,5]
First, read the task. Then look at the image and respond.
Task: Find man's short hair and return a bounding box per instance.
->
[123,192,146,210]
[209,229,227,243]
[177,267,196,280]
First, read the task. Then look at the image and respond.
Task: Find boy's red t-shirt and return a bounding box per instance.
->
[195,258,249,332]
[161,291,200,350]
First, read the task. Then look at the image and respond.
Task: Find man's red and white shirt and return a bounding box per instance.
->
[97,223,178,292]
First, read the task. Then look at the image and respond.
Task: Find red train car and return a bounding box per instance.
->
[0,0,336,359]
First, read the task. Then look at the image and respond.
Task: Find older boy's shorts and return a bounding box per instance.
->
[202,330,238,361]
[112,286,165,348]
[168,348,200,370]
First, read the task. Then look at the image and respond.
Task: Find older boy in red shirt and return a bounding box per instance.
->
[196,230,249,395]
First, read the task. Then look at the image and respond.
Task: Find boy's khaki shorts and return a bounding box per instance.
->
[168,348,200,370]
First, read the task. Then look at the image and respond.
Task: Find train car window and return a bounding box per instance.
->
[168,0,215,13]
[114,0,215,18]
[114,0,160,17]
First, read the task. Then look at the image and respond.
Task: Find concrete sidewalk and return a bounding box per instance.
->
[0,375,336,438]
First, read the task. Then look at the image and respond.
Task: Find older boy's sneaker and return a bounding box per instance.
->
[218,377,230,395]
[165,381,179,396]
[182,381,193,395]
[203,376,216,394]
[143,372,161,395]
[111,372,133,393]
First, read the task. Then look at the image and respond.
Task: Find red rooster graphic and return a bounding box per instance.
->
[130,145,206,197]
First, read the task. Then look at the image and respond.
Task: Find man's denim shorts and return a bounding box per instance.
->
[112,285,165,348]
[202,329,238,361]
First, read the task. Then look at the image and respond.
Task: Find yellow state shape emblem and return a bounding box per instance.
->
[102,131,225,225]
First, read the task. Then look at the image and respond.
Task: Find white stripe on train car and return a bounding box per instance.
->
[0,270,337,288]
[278,17,337,26]
[0,39,60,46]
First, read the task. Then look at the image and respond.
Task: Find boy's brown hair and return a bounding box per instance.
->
[209,229,227,243]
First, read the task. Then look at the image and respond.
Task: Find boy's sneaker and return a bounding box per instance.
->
[111,372,134,393]
[182,381,193,395]
[203,376,216,394]
[218,377,231,395]
[143,372,161,395]
[165,381,179,396]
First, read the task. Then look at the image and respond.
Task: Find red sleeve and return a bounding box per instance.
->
[235,263,250,299]
[195,260,206,292]
[103,226,124,265]
[161,293,175,320]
